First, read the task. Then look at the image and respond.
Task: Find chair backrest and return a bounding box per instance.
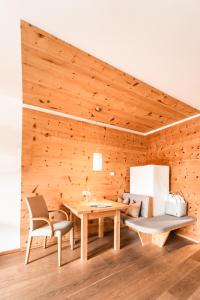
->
[26,195,49,230]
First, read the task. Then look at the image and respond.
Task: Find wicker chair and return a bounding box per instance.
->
[25,195,74,266]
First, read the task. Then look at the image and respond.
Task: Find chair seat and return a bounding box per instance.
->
[31,220,73,237]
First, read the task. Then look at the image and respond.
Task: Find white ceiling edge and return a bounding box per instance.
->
[144,114,200,136]
[23,104,200,137]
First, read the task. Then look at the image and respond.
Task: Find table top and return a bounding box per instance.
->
[63,199,127,215]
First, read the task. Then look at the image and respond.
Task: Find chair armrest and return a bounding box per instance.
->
[32,217,54,236]
[48,209,69,221]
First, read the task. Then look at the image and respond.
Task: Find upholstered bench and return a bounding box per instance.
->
[124,214,196,247]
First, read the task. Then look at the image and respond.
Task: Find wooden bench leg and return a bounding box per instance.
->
[152,231,170,247]
[138,232,152,246]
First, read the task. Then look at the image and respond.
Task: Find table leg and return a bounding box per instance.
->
[69,212,74,250]
[98,217,104,238]
[114,210,120,250]
[81,214,88,262]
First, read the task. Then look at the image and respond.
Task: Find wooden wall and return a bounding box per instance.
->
[21,109,200,247]
[146,117,200,241]
[21,20,200,248]
[21,108,147,248]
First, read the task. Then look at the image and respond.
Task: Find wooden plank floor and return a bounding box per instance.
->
[1,228,200,300]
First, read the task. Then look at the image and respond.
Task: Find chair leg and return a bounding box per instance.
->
[43,236,47,249]
[70,227,74,250]
[25,235,33,264]
[57,234,62,267]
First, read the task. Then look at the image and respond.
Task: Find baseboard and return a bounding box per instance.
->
[175,232,200,244]
[0,248,21,256]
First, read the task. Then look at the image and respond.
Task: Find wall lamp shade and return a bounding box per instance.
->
[93,153,102,171]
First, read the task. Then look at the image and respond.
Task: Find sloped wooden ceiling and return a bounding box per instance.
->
[21,21,199,133]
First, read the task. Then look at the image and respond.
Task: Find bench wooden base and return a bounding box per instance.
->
[138,231,170,247]
[126,215,196,248]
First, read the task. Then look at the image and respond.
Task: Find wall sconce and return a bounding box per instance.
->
[93,153,102,171]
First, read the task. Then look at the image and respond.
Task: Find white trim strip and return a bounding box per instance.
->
[23,103,200,137]
[22,103,145,136]
[144,113,200,136]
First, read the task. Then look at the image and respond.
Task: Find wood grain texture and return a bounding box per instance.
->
[20,19,200,248]
[152,232,170,247]
[0,229,199,300]
[146,117,200,241]
[138,231,152,246]
[63,199,128,215]
[21,20,199,133]
[21,108,147,248]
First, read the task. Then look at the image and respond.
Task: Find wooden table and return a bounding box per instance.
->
[63,199,127,262]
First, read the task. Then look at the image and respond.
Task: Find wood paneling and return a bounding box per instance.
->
[21,20,199,133]
[146,117,200,241]
[21,20,200,248]
[21,108,147,248]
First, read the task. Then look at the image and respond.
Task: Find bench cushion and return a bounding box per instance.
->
[124,215,196,234]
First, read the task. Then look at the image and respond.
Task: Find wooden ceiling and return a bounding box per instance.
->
[21,21,199,133]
